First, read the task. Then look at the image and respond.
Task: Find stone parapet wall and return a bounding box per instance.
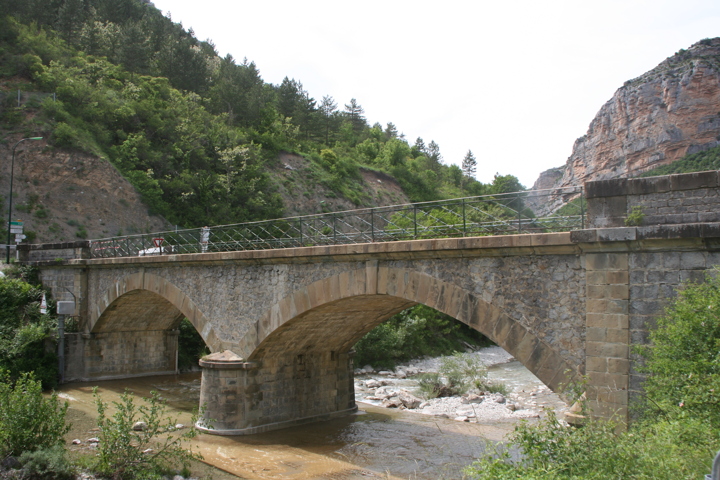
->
[17,241,89,262]
[585,170,720,228]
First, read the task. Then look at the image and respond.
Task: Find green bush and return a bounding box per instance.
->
[417,353,494,399]
[0,274,58,388]
[93,388,203,480]
[18,445,75,480]
[464,270,720,479]
[0,371,70,457]
[638,269,720,427]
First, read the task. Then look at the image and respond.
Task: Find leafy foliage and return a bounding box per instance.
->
[416,353,507,399]
[17,445,75,480]
[353,305,490,370]
[465,411,715,479]
[93,388,203,480]
[177,318,208,372]
[638,269,720,428]
[638,145,720,177]
[0,271,59,388]
[465,270,720,479]
[0,371,70,458]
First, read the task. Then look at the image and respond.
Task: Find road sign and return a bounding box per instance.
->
[14,234,25,241]
[9,221,23,234]
[153,237,165,248]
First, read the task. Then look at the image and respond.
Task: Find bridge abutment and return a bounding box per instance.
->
[64,330,179,382]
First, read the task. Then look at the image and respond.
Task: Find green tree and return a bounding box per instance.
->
[461,149,477,178]
[343,97,366,134]
[319,94,338,145]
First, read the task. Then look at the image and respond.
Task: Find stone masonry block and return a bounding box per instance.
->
[586,298,628,314]
[588,372,629,391]
[586,356,608,373]
[628,175,670,195]
[585,178,629,198]
[596,228,637,242]
[586,313,629,329]
[670,171,719,190]
[607,358,630,374]
[586,341,629,359]
[376,267,389,295]
[586,253,629,271]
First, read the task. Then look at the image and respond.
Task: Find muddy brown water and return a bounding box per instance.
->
[59,362,564,480]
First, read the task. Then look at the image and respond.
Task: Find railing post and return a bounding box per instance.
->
[517,194,522,233]
[462,198,467,237]
[580,189,586,229]
[299,218,303,246]
[413,205,418,239]
[370,209,375,242]
[333,214,337,244]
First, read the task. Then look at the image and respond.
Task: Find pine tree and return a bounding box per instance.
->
[462,150,477,178]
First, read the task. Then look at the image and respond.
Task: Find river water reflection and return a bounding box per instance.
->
[59,359,565,479]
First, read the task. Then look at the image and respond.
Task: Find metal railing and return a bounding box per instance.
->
[88,186,585,259]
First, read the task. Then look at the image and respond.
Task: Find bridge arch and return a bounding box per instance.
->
[244,264,578,394]
[91,272,223,352]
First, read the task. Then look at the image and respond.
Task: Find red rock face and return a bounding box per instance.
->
[534,38,720,191]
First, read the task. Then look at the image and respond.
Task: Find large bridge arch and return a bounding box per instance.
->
[91,272,223,352]
[243,264,579,395]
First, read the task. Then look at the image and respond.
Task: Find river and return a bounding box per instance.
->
[58,347,567,479]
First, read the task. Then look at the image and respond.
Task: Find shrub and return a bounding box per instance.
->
[464,270,720,479]
[417,353,491,399]
[0,371,70,457]
[93,388,203,480]
[638,269,720,427]
[18,445,75,479]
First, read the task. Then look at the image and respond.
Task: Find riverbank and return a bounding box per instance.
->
[354,346,567,424]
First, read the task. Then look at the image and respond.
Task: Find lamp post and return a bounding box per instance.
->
[6,137,43,264]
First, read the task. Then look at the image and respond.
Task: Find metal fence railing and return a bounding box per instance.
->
[88,186,585,259]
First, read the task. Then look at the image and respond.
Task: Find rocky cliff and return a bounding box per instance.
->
[534,37,720,195]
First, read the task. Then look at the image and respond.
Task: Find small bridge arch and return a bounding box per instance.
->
[90,272,222,352]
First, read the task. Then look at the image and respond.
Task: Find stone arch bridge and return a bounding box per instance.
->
[22,171,720,434]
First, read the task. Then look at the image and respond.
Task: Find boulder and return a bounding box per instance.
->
[462,394,483,404]
[398,391,423,409]
[133,421,147,431]
[381,397,403,408]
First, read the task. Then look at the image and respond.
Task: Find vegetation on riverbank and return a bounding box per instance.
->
[352,305,492,370]
[0,265,59,388]
[464,270,720,479]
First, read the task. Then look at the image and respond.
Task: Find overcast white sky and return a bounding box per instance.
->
[150,0,720,187]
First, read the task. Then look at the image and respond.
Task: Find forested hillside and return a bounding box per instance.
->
[0,0,520,240]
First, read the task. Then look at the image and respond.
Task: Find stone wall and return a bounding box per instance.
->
[585,170,720,228]
[17,241,89,262]
[64,330,178,382]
